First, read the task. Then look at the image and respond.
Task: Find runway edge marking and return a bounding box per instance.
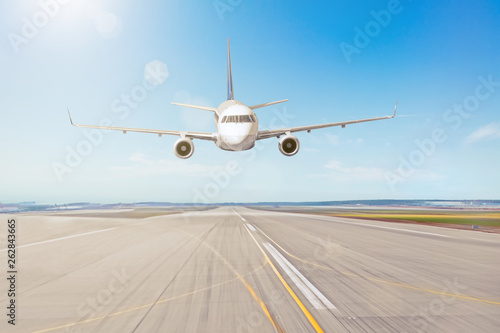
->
[242,223,325,333]
[310,216,451,238]
[0,228,116,252]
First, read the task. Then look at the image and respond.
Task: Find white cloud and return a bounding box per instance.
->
[409,170,446,182]
[324,133,363,146]
[107,153,224,178]
[466,123,500,144]
[312,160,386,182]
[325,133,340,146]
[311,160,446,184]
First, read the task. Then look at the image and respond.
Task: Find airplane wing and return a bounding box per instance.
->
[67,111,217,142]
[257,101,397,140]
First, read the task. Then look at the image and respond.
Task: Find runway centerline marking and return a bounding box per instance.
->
[233,209,246,221]
[247,224,256,231]
[264,243,336,310]
[0,228,116,252]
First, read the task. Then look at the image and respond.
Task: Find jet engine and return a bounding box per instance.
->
[278,135,300,156]
[173,138,194,159]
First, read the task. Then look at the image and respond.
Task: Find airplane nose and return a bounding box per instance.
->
[224,135,246,145]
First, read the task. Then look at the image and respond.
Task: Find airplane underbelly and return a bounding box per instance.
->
[218,134,256,151]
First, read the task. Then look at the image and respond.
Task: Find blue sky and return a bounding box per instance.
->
[1,0,499,204]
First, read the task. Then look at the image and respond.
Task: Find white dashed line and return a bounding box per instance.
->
[234,210,246,221]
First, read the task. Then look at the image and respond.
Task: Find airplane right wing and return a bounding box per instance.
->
[257,101,397,140]
[68,111,217,141]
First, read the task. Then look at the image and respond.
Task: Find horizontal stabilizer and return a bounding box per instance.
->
[171,102,217,112]
[249,99,289,110]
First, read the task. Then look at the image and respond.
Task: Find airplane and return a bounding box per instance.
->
[68,38,397,159]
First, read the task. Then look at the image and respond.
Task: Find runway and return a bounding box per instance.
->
[1,207,499,332]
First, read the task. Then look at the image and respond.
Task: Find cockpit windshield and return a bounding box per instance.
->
[222,115,255,123]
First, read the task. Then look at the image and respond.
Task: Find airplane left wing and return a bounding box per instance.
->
[68,111,217,141]
[257,101,397,140]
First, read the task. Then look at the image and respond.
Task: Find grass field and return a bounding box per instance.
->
[256,207,500,228]
[326,210,500,227]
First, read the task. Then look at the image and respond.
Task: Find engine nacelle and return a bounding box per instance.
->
[278,135,300,156]
[173,138,194,159]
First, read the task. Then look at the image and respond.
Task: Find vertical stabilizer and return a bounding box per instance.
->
[227,38,234,100]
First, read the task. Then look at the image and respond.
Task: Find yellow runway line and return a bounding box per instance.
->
[243,223,324,333]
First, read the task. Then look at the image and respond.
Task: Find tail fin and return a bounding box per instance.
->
[227,38,234,100]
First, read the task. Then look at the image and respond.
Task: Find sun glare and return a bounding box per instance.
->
[11,0,123,39]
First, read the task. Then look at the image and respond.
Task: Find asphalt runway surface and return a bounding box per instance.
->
[1,207,499,332]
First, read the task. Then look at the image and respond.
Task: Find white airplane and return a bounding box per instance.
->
[69,39,397,159]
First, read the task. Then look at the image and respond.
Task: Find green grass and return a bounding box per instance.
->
[328,211,500,227]
[258,207,500,228]
[345,215,500,227]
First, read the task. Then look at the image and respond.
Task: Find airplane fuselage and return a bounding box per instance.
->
[215,100,259,151]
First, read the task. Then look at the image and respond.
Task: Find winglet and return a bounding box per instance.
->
[67,108,75,126]
[392,99,398,118]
